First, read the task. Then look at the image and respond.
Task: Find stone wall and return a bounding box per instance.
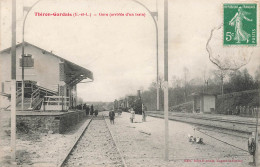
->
[17,110,87,134]
[59,110,86,133]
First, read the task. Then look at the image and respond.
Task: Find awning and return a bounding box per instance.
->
[64,60,93,86]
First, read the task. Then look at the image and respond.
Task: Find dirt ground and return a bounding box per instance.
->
[0,110,257,167]
[0,110,91,167]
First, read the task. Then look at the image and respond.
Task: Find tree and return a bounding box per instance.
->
[206,25,252,95]
[225,69,258,92]
[212,69,229,95]
[254,65,260,82]
[171,75,182,88]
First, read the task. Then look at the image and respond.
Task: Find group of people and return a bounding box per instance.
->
[84,104,98,116]
[130,103,147,123]
[234,106,259,116]
[108,104,147,124]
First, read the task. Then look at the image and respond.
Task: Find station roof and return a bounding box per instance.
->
[0,42,94,86]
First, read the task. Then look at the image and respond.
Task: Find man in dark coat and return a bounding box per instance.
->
[90,104,94,115]
[94,109,98,117]
[109,110,115,124]
[86,105,90,115]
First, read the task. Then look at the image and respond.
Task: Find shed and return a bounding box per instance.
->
[191,93,216,113]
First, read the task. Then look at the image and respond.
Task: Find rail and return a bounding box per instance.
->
[58,116,93,167]
[58,115,127,167]
[38,85,58,95]
[44,96,69,111]
[148,111,260,136]
[148,110,260,125]
[16,88,22,104]
[30,88,40,108]
[103,115,128,167]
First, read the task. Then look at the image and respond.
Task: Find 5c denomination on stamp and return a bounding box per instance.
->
[223,3,257,45]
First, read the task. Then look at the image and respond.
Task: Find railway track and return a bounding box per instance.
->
[148,112,259,138]
[148,111,259,125]
[59,115,126,167]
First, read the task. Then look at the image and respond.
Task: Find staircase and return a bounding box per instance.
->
[29,88,42,110]
[29,86,58,110]
[38,85,57,96]
[16,88,22,105]
[16,81,58,111]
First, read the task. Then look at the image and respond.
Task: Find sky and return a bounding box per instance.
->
[1,0,259,102]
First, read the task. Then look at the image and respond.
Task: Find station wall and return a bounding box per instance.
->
[0,44,62,94]
[17,110,87,134]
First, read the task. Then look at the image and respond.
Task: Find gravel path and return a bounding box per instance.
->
[64,116,124,167]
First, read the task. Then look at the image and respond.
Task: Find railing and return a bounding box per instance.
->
[30,88,41,109]
[43,96,69,111]
[38,85,58,96]
[16,88,22,104]
[36,81,59,95]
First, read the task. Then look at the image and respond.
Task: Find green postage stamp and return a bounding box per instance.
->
[223,3,257,45]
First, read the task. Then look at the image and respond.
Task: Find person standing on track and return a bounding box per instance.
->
[109,110,115,124]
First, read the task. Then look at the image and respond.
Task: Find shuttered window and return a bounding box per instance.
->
[20,54,34,67]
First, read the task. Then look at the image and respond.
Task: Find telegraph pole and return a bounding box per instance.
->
[131,0,159,111]
[164,0,169,161]
[21,0,41,111]
[255,107,259,166]
[11,0,17,162]
[156,0,160,111]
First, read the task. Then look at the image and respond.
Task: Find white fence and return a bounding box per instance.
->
[42,96,69,111]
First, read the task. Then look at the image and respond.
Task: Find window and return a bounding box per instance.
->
[20,54,34,67]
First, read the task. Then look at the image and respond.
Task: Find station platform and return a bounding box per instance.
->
[104,111,254,167]
[16,110,87,133]
[0,109,91,166]
[147,111,259,134]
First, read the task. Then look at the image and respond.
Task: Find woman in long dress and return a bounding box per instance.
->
[229,6,253,43]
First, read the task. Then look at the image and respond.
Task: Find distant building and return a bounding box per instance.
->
[191,93,216,113]
[0,42,93,111]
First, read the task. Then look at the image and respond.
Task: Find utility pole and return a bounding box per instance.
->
[21,0,41,111]
[156,0,160,111]
[11,0,17,162]
[131,0,159,111]
[164,0,169,161]
[255,107,259,166]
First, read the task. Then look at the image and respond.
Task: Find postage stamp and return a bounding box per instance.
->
[223,3,257,45]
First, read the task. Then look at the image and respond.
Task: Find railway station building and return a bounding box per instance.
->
[0,42,93,111]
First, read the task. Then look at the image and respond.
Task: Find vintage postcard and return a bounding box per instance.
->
[0,0,259,166]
